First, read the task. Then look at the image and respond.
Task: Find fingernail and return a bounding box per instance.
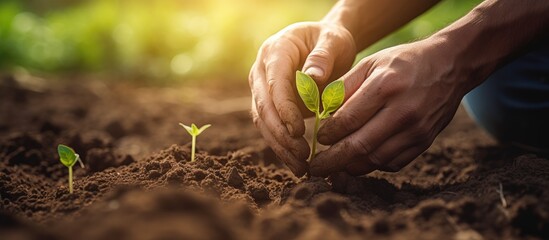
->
[305,67,324,79]
[285,123,294,135]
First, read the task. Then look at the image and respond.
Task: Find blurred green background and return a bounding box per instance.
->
[0,0,481,84]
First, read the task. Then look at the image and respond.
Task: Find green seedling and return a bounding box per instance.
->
[179,123,211,162]
[57,144,84,194]
[296,70,345,161]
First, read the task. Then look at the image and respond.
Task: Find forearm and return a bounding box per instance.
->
[430,0,549,93]
[323,0,440,51]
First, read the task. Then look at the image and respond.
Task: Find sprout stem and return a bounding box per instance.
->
[309,112,321,162]
[191,135,197,162]
[68,166,73,194]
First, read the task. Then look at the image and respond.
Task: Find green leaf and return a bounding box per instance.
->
[58,144,77,167]
[197,124,211,135]
[296,71,319,113]
[179,123,194,135]
[320,79,345,119]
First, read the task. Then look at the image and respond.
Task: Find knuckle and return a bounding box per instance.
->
[260,38,274,52]
[351,138,375,157]
[267,77,277,94]
[387,53,414,70]
[338,110,362,132]
[409,123,434,148]
[248,74,253,87]
[250,107,261,127]
[367,151,384,167]
[308,48,330,61]
[356,56,371,66]
[269,38,296,54]
[256,99,267,119]
[252,115,260,127]
[395,108,419,126]
[377,72,407,98]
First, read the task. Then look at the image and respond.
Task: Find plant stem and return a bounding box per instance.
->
[68,166,73,194]
[191,135,197,162]
[309,112,321,162]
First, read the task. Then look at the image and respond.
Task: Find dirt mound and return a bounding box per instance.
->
[1,77,548,240]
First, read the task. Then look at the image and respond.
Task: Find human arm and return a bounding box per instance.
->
[249,0,441,176]
[310,0,549,177]
[323,0,440,50]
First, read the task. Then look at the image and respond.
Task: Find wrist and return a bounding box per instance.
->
[404,37,469,98]
[422,33,478,97]
[426,0,549,95]
[321,1,363,49]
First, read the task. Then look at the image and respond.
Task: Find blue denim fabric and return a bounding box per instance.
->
[463,42,549,150]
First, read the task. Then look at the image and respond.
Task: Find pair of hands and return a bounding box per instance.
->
[249,22,465,177]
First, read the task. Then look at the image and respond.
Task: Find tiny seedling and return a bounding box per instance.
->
[57,144,84,194]
[179,123,211,162]
[296,70,345,161]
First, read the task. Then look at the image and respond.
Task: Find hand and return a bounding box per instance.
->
[310,40,467,177]
[249,21,356,176]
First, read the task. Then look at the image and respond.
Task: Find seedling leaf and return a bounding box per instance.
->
[296,71,320,113]
[179,123,211,162]
[58,144,77,167]
[197,124,211,135]
[179,123,194,135]
[296,71,346,163]
[320,79,345,119]
[58,144,81,194]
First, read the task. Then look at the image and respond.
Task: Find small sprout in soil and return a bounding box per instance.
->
[296,70,345,161]
[179,123,211,162]
[57,144,85,194]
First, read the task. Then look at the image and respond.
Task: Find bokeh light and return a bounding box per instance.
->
[0,0,481,84]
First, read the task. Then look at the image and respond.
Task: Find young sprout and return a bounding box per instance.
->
[179,123,211,162]
[296,70,345,161]
[57,144,84,194]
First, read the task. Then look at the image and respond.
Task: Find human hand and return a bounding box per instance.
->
[309,40,467,177]
[249,21,356,176]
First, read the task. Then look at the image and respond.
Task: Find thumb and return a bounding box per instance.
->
[302,40,336,84]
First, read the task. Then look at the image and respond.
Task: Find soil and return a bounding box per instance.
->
[1,74,548,240]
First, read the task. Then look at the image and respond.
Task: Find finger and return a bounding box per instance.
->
[302,36,335,84]
[317,66,385,145]
[310,108,405,177]
[344,161,377,176]
[251,101,309,177]
[263,43,306,137]
[251,67,310,160]
[377,146,426,172]
[302,28,355,84]
[342,132,415,175]
[342,147,418,176]
[344,129,431,175]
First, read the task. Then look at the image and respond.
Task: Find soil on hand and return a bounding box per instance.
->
[1,75,548,240]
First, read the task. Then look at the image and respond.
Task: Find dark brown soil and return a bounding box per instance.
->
[1,75,548,240]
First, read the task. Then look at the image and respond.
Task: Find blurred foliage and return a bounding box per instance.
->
[0,0,481,83]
